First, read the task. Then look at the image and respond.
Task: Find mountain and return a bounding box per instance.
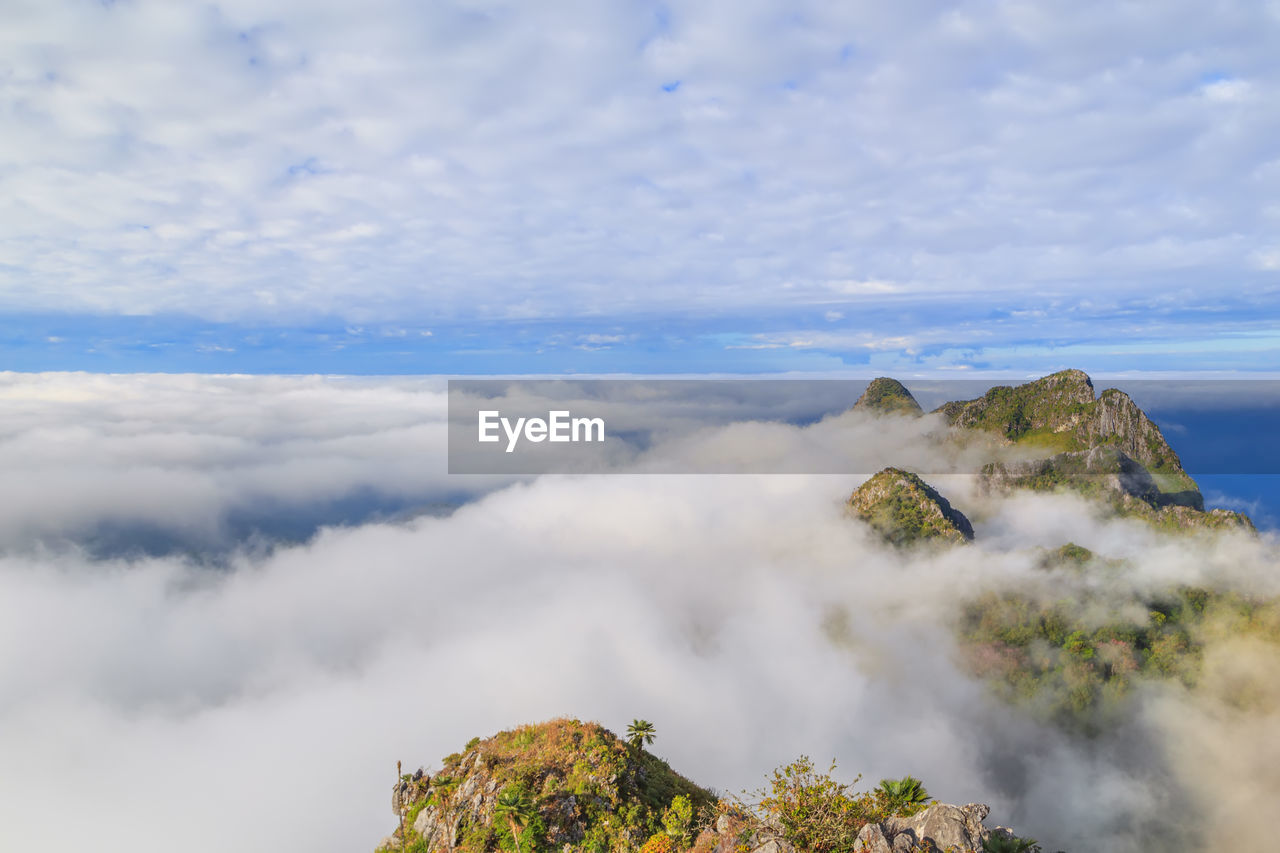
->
[920,368,1251,532]
[852,378,923,416]
[847,467,974,546]
[377,718,1033,853]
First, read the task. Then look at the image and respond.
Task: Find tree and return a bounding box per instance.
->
[874,775,932,814]
[661,794,693,845]
[626,719,656,752]
[494,786,537,853]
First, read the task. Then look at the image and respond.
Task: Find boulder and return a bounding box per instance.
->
[881,802,991,853]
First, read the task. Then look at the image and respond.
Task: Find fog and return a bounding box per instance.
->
[1,373,1277,852]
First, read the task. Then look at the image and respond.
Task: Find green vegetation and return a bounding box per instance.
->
[390,719,716,853]
[388,724,977,853]
[935,371,1096,444]
[874,776,931,815]
[1035,543,1095,571]
[738,758,944,853]
[748,757,875,853]
[983,833,1042,853]
[939,371,1214,518]
[660,795,693,846]
[495,786,538,853]
[959,582,1280,732]
[627,719,656,753]
[848,468,974,547]
[853,378,924,416]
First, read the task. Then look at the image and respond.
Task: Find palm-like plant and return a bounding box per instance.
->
[494,786,537,853]
[875,775,932,813]
[983,833,1041,853]
[626,719,656,752]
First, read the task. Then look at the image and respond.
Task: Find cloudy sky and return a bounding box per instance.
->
[3,0,1278,373]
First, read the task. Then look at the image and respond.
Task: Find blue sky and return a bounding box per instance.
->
[2,0,1278,374]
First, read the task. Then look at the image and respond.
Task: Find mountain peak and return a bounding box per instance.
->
[852,378,923,416]
[848,467,974,546]
[384,718,715,853]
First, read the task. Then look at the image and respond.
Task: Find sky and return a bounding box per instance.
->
[3,0,1279,374]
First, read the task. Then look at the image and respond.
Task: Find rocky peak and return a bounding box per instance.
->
[379,718,715,853]
[933,370,1186,473]
[852,378,924,416]
[933,369,1097,439]
[848,467,974,546]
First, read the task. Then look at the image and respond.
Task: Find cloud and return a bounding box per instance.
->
[0,372,493,555]
[0,0,1276,355]
[1,374,1280,852]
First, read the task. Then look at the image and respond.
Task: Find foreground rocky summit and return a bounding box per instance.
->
[377,719,1034,853]
[382,719,713,852]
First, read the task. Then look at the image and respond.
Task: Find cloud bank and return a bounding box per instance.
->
[2,374,1280,852]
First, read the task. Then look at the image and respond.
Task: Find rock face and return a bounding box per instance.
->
[854,803,1006,853]
[703,802,1013,853]
[849,468,974,546]
[935,369,1189,480]
[853,378,924,417]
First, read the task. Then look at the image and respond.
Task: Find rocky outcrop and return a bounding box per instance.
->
[853,378,924,417]
[848,468,974,546]
[853,802,1023,853]
[701,802,1021,853]
[709,813,799,853]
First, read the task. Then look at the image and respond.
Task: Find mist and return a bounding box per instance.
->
[1,374,1277,852]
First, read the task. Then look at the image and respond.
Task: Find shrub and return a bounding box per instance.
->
[745,757,883,853]
[640,834,676,853]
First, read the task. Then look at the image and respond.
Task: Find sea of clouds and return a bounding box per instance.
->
[1,373,1278,852]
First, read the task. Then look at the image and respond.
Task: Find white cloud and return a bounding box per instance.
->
[0,1,1276,326]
